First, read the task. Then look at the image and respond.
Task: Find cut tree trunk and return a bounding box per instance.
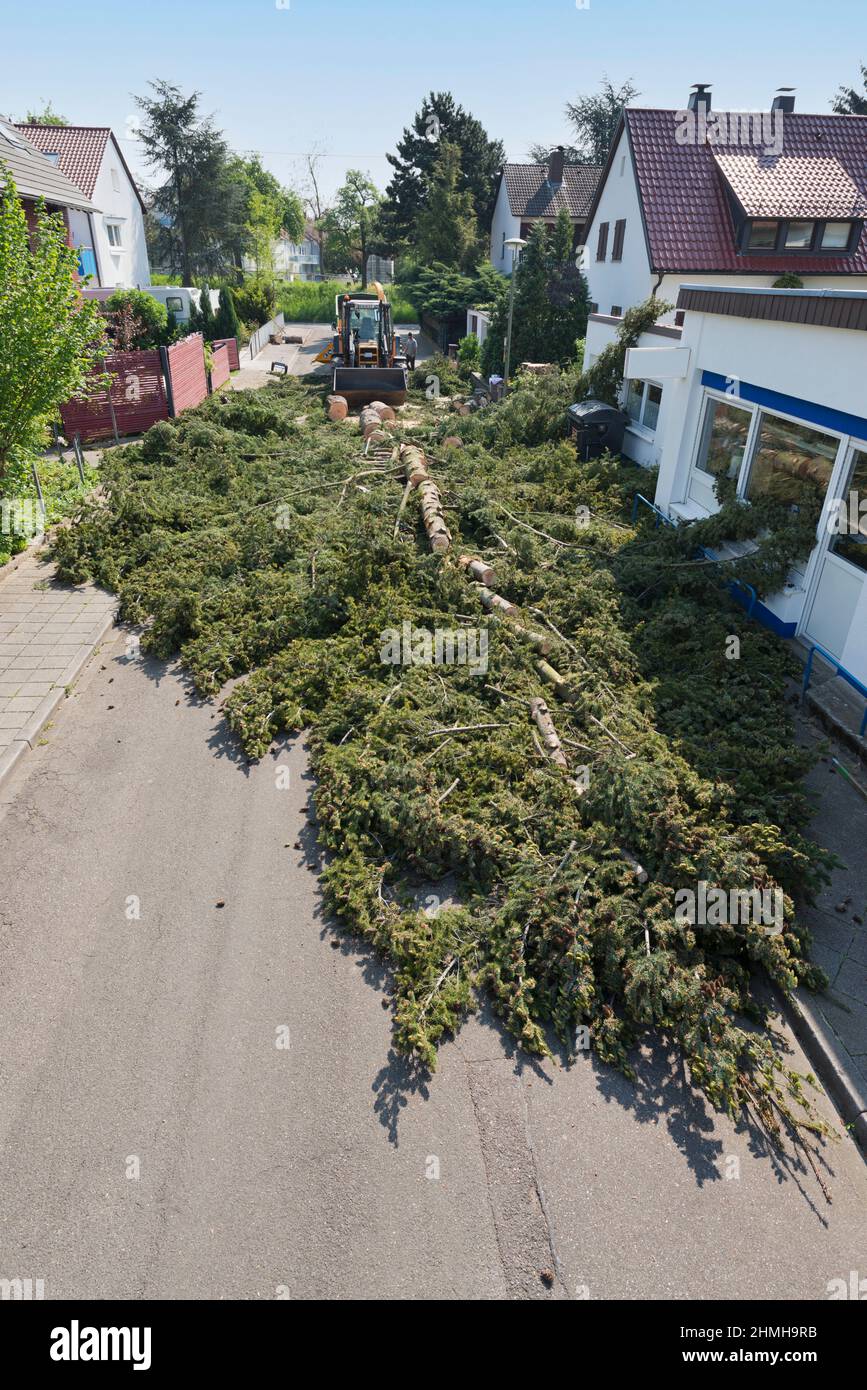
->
[529,696,569,770]
[399,445,452,554]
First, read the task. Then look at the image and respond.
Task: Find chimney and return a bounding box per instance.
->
[772,87,796,113]
[688,83,712,113]
[547,145,565,185]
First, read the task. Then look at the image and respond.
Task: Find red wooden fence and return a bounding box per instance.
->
[60,349,168,443]
[212,336,240,372]
[166,333,208,414]
[210,343,231,390]
[60,334,239,443]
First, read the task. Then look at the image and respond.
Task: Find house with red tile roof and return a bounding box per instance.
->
[0,118,96,248]
[15,123,150,291]
[580,89,867,471]
[581,89,867,321]
[489,147,601,273]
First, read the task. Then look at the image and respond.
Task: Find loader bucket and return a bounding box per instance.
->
[332,366,408,408]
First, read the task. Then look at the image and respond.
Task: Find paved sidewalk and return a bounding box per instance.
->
[788,709,867,1150]
[0,546,117,782]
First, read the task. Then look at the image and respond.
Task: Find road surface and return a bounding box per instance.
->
[0,627,865,1300]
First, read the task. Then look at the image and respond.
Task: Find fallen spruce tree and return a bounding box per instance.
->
[52,372,836,1167]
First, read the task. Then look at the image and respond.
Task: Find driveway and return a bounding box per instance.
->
[230,322,437,392]
[0,630,865,1300]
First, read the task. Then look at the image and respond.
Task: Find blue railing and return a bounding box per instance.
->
[631,493,676,528]
[802,643,867,737]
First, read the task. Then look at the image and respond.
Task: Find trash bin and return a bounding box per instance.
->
[567,400,628,461]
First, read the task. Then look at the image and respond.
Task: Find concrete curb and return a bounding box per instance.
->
[783,987,867,1156]
[0,608,117,790]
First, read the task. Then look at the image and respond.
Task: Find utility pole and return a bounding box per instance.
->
[503,237,526,390]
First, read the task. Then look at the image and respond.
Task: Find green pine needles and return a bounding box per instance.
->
[53,370,836,1156]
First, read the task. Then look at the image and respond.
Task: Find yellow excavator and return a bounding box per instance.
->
[329,282,408,406]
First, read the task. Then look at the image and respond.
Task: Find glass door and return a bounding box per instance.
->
[802,446,867,658]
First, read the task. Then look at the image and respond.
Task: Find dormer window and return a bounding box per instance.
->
[747,220,778,250]
[784,220,815,249]
[821,220,854,249]
[742,218,858,254]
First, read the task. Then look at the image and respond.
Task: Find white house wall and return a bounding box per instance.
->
[648,306,867,683]
[90,142,150,289]
[489,179,519,273]
[582,129,652,315]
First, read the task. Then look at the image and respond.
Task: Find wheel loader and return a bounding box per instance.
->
[330,282,408,407]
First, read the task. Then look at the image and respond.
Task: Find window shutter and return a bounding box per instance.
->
[612,219,626,261]
[596,222,609,261]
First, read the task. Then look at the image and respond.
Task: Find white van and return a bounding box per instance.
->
[144,285,220,325]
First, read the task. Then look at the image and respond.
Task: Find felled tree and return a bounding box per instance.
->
[0,175,106,477]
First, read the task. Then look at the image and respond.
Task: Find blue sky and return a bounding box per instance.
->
[4,0,865,201]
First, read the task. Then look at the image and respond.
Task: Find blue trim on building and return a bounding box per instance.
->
[701,371,867,444]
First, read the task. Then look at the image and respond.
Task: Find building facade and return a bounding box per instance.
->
[16,124,150,290]
[623,284,867,684]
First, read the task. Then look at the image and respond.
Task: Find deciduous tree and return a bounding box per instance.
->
[0,177,106,476]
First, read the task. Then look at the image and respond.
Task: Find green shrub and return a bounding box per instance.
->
[232,277,278,327]
[105,289,170,350]
[456,333,481,372]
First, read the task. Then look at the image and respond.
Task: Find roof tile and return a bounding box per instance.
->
[625,108,867,274]
[503,163,601,219]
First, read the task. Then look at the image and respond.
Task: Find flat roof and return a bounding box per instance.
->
[677,284,867,331]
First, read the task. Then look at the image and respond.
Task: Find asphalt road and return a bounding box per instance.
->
[1,628,866,1301]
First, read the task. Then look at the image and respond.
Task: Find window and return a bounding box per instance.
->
[166,296,183,314]
[596,221,609,260]
[625,381,644,422]
[745,413,837,510]
[830,449,867,573]
[643,384,662,431]
[822,220,853,249]
[611,305,622,317]
[111,167,121,192]
[784,220,815,249]
[612,219,626,260]
[589,301,599,314]
[501,231,506,262]
[748,220,778,250]
[44,151,59,166]
[695,398,753,481]
[106,223,122,247]
[744,218,858,255]
[625,380,663,432]
[619,155,626,177]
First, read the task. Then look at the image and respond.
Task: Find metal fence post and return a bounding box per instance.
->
[160,345,176,417]
[73,435,85,483]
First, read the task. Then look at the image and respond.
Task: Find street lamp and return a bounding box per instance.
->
[503,236,526,391]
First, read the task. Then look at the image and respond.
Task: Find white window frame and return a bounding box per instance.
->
[685,385,861,608]
[624,378,663,438]
[105,219,124,249]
